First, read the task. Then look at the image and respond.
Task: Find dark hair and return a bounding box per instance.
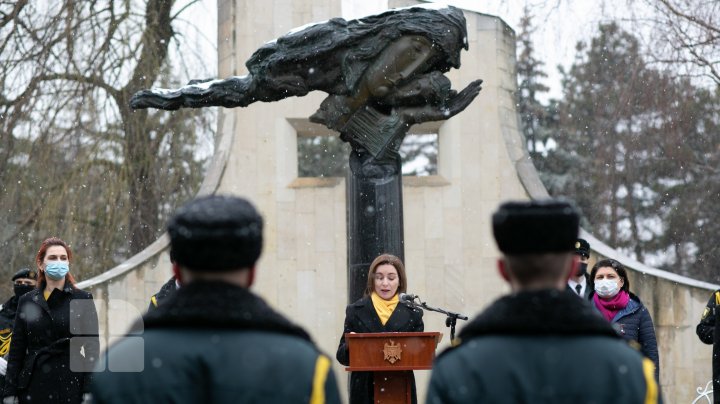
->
[588,259,630,294]
[364,254,407,296]
[35,237,77,288]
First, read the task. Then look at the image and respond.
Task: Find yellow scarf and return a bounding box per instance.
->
[371,292,398,325]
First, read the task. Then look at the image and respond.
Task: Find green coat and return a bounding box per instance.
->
[427,289,661,404]
[91,281,340,404]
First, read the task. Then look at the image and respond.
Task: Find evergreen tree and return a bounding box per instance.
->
[537,22,720,281]
[516,7,553,158]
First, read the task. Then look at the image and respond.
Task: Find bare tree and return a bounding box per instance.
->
[639,0,720,85]
[0,0,214,291]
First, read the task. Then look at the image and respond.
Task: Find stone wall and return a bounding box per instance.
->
[77,1,717,402]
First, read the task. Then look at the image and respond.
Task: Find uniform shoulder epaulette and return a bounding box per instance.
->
[715,290,720,305]
[150,295,158,308]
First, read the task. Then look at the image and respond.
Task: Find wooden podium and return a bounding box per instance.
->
[345,332,442,404]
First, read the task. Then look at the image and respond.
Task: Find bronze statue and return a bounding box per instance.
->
[130,5,482,167]
[131,5,483,303]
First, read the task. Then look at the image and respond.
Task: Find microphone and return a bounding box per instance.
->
[399,293,418,302]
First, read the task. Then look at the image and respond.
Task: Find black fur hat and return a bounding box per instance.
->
[492,200,579,255]
[168,195,263,272]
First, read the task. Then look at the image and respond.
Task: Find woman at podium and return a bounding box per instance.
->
[336,254,424,404]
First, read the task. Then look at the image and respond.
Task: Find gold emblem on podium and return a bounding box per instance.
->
[383,340,402,364]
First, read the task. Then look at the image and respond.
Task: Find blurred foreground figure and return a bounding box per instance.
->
[91,195,341,404]
[697,289,720,403]
[426,200,661,404]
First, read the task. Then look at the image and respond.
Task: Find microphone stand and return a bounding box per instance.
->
[403,297,468,343]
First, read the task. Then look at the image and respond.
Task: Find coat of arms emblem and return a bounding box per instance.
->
[383,340,402,364]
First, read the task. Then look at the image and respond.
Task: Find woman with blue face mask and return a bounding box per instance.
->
[2,237,99,404]
[589,259,659,380]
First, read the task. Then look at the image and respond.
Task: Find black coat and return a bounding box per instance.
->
[92,281,341,404]
[0,295,21,355]
[3,284,99,404]
[0,295,21,393]
[697,289,720,403]
[427,289,661,404]
[147,276,178,312]
[0,296,20,332]
[336,296,424,404]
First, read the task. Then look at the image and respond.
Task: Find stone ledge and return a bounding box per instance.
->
[288,177,344,188]
[288,176,450,188]
[403,175,450,187]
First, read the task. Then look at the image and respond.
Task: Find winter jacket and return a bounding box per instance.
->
[592,292,660,378]
[336,295,424,404]
[427,289,661,404]
[91,280,341,404]
[0,295,21,356]
[147,276,178,312]
[696,289,720,404]
[0,295,21,393]
[3,284,99,403]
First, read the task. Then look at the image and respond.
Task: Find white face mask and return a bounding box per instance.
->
[595,279,620,298]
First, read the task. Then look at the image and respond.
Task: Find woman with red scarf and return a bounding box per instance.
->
[589,259,659,379]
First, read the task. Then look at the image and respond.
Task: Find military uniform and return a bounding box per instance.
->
[91,195,342,403]
[696,290,720,403]
[147,276,178,312]
[0,269,38,355]
[93,278,341,404]
[0,268,38,392]
[427,200,662,404]
[427,290,660,403]
[566,238,591,299]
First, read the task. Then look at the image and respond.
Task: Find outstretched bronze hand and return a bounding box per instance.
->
[400,79,483,124]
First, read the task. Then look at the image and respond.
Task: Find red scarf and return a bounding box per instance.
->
[593,290,630,322]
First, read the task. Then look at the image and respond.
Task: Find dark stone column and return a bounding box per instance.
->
[346,148,405,304]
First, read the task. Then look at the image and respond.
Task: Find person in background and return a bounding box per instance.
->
[589,258,660,379]
[0,269,38,391]
[147,276,179,312]
[696,289,720,404]
[336,253,424,404]
[426,200,660,403]
[3,237,99,404]
[566,238,591,299]
[91,194,341,403]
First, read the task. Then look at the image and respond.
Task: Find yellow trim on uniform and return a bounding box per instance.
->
[150,295,158,308]
[310,355,331,404]
[0,329,12,356]
[642,358,658,404]
[714,291,720,305]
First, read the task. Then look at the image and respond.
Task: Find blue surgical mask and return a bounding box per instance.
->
[45,261,69,280]
[595,279,620,298]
